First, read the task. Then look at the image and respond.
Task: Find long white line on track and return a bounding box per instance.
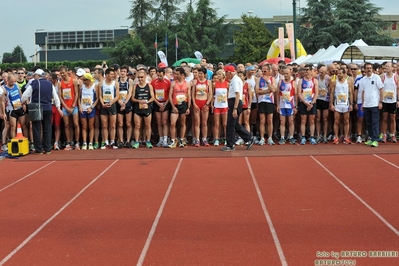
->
[374,154,399,169]
[0,159,119,266]
[0,161,55,193]
[311,156,399,237]
[136,158,183,266]
[245,157,288,266]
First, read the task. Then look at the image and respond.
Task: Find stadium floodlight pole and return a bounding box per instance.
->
[293,0,297,59]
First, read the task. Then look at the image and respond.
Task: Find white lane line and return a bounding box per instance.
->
[374,154,399,170]
[311,156,399,237]
[0,159,119,266]
[245,157,288,266]
[136,158,183,266]
[0,161,55,193]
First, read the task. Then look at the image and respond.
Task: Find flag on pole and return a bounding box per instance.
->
[175,34,178,49]
[154,34,158,49]
[164,34,168,48]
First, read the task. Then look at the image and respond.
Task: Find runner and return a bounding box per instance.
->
[79,73,98,150]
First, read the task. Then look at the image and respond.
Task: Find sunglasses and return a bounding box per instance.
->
[262,70,269,73]
[351,68,358,70]
[303,69,310,71]
[17,72,25,74]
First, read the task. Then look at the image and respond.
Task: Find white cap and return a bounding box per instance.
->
[76,68,85,77]
[34,69,45,76]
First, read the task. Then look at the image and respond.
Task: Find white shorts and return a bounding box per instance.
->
[334,104,349,113]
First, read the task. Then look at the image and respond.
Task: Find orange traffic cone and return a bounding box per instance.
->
[15,123,25,139]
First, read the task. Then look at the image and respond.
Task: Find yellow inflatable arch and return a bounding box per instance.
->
[267,38,307,59]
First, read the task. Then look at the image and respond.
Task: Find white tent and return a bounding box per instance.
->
[351,39,368,46]
[316,43,350,65]
[303,45,336,64]
[294,54,312,64]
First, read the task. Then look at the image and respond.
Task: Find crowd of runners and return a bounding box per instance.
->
[0,58,398,152]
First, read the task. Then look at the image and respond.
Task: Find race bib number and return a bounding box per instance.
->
[282,91,291,103]
[119,91,127,103]
[303,90,312,102]
[217,93,227,104]
[12,99,22,110]
[196,84,206,95]
[81,95,92,107]
[62,88,72,100]
[337,93,347,105]
[176,94,186,105]
[103,91,112,103]
[139,103,148,109]
[384,91,394,101]
[155,89,165,101]
[319,88,327,99]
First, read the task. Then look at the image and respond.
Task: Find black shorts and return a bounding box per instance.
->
[10,108,26,119]
[250,102,258,110]
[299,101,317,115]
[316,99,329,111]
[257,102,275,114]
[172,102,188,115]
[116,102,133,114]
[100,103,117,115]
[382,102,397,114]
[135,112,151,118]
[153,102,171,112]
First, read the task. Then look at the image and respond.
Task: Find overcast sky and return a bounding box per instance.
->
[1,0,398,62]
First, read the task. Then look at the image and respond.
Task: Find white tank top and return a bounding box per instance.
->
[81,83,96,111]
[102,80,115,103]
[246,76,257,103]
[382,74,397,104]
[335,79,349,106]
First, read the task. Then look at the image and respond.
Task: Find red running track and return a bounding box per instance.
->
[0,154,398,265]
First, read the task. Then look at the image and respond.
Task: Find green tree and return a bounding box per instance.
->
[231,14,274,63]
[2,52,14,64]
[298,0,335,54]
[175,1,200,58]
[102,35,152,66]
[2,46,28,64]
[298,0,392,53]
[128,0,155,38]
[192,0,228,60]
[330,0,391,46]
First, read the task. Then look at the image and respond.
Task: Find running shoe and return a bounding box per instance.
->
[93,142,99,149]
[220,146,235,151]
[132,141,140,149]
[289,137,297,145]
[381,134,387,143]
[323,136,328,144]
[300,137,306,145]
[179,138,185,148]
[100,142,107,150]
[168,139,177,148]
[316,135,322,144]
[111,142,118,149]
[203,139,209,146]
[310,137,317,145]
[267,137,275,145]
[75,142,80,150]
[364,140,373,146]
[391,135,397,143]
[333,138,339,145]
[1,144,7,152]
[88,143,94,150]
[343,138,352,144]
[64,143,73,151]
[258,138,265,146]
[235,138,244,146]
[278,138,286,145]
[194,139,200,147]
[356,135,362,143]
[246,137,255,150]
[117,142,124,149]
[146,141,153,149]
[155,139,164,147]
[81,142,87,150]
[53,142,60,150]
[371,141,379,147]
[214,139,220,146]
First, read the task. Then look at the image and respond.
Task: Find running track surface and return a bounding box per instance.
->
[1,150,399,265]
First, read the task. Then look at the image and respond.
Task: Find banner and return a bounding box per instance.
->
[154,34,158,49]
[278,27,285,60]
[194,51,203,60]
[157,51,168,66]
[285,23,295,60]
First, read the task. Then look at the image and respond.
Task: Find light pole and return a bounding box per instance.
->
[34,29,44,66]
[292,0,297,59]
